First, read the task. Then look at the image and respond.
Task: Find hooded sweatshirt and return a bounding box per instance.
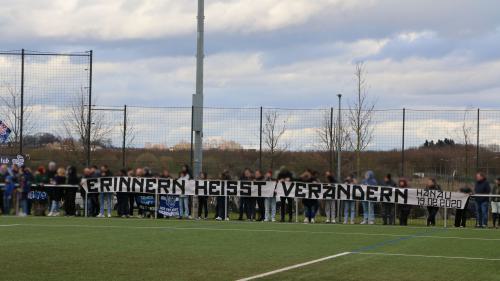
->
[362,171,378,186]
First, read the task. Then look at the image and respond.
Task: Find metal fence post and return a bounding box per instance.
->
[86,50,93,167]
[259,106,263,171]
[401,108,406,176]
[476,108,480,172]
[122,105,127,168]
[19,49,25,155]
[190,105,194,170]
[330,107,334,173]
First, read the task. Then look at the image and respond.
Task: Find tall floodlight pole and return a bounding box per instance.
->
[192,0,204,179]
[337,94,342,181]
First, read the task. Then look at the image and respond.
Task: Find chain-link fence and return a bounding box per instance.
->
[2,50,500,190]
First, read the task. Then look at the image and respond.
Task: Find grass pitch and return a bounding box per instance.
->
[0,216,499,281]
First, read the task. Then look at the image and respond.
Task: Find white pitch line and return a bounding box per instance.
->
[236,252,351,281]
[0,224,20,227]
[357,252,500,261]
[9,223,500,242]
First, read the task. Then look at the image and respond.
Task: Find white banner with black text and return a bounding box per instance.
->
[81,177,469,209]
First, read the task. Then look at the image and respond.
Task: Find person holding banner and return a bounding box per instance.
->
[238,168,253,221]
[302,170,318,224]
[474,172,491,228]
[398,178,411,226]
[343,175,356,224]
[425,178,441,226]
[215,170,231,221]
[48,167,66,217]
[178,164,192,219]
[97,165,113,218]
[64,166,79,217]
[361,170,377,225]
[262,170,276,222]
[278,167,294,223]
[324,171,337,224]
[254,170,266,221]
[382,174,396,225]
[454,185,472,228]
[197,171,209,220]
[491,178,500,228]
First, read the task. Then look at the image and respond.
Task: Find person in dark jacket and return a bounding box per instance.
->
[454,186,472,228]
[215,170,231,221]
[490,177,500,228]
[64,166,79,216]
[425,178,441,226]
[238,168,254,220]
[116,169,129,218]
[278,167,294,223]
[398,178,411,226]
[474,172,491,228]
[197,171,209,220]
[18,166,34,216]
[382,173,396,225]
[301,170,318,223]
[254,169,266,221]
[324,171,337,223]
[48,167,66,216]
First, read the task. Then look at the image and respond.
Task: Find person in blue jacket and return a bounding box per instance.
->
[3,172,16,215]
[474,172,491,228]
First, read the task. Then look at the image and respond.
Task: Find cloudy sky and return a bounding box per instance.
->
[2,0,500,109]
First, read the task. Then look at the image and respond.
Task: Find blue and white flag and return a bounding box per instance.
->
[0,120,12,143]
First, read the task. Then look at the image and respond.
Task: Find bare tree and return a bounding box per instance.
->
[263,110,288,170]
[348,62,375,177]
[316,110,349,152]
[0,83,33,148]
[460,109,474,177]
[63,88,112,163]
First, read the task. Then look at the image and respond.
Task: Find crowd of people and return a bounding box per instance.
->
[1,162,499,228]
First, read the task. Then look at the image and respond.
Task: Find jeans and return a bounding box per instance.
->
[325,200,336,221]
[264,197,276,221]
[99,193,113,216]
[3,195,12,215]
[179,196,189,218]
[50,200,60,213]
[475,200,489,227]
[362,201,375,223]
[303,199,318,221]
[20,198,29,215]
[343,200,355,223]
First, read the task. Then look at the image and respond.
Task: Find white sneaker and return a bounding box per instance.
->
[360,220,367,225]
[311,218,315,224]
[304,218,309,223]
[332,219,336,224]
[350,220,355,224]
[97,214,105,218]
[343,220,348,224]
[53,212,60,217]
[215,216,222,221]
[325,219,330,223]
[107,214,112,218]
[264,219,269,222]
[48,212,53,217]
[368,221,375,225]
[225,217,230,221]
[271,218,276,222]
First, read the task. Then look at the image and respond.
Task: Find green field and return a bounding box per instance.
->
[0,217,499,281]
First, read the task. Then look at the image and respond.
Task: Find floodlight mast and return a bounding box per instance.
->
[192,0,204,179]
